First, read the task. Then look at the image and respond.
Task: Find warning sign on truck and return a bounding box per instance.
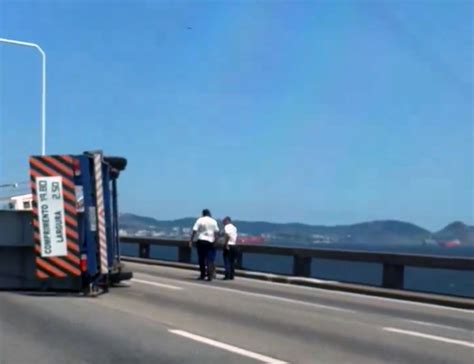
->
[36,176,68,257]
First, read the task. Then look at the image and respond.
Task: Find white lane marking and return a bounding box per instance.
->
[128,263,473,314]
[169,329,288,364]
[235,276,474,314]
[131,278,182,290]
[406,320,472,333]
[383,327,474,348]
[235,273,340,285]
[310,290,474,314]
[135,273,353,313]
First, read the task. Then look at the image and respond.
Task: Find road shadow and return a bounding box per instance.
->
[4,290,87,298]
[111,282,131,288]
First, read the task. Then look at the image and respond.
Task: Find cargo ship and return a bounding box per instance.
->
[237,235,265,245]
[438,239,461,248]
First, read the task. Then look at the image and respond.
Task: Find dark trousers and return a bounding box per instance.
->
[196,240,216,278]
[223,245,238,279]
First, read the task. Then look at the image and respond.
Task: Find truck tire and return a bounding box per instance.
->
[104,156,127,171]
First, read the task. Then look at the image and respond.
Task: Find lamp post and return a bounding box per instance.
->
[0,183,19,189]
[0,37,46,155]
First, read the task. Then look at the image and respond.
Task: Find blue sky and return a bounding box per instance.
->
[0,0,472,230]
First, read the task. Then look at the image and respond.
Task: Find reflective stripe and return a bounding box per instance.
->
[93,153,108,274]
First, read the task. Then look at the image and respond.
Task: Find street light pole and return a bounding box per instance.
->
[0,37,46,155]
[0,183,18,189]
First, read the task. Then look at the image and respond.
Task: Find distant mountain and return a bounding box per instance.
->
[224,220,431,245]
[434,222,474,246]
[119,213,194,229]
[119,213,474,247]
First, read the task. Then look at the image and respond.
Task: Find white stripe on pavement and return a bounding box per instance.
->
[406,320,472,333]
[129,263,473,313]
[169,329,288,364]
[131,278,182,290]
[383,327,474,348]
[233,275,473,314]
[196,284,354,313]
[136,273,353,313]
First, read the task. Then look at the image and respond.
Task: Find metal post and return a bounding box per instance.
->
[235,250,244,269]
[41,48,46,156]
[0,37,46,155]
[178,246,192,263]
[293,255,312,277]
[382,263,405,289]
[139,243,150,259]
[111,178,121,261]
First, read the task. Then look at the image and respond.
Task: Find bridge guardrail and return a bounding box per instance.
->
[119,236,474,291]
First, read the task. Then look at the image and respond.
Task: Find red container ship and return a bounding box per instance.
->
[237,235,265,245]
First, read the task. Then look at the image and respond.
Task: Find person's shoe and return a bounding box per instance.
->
[223,276,230,280]
[197,276,205,280]
[206,276,213,282]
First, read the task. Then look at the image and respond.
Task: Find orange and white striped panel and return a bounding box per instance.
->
[93,152,109,274]
[29,155,81,279]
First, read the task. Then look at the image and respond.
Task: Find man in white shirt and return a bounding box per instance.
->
[189,209,219,281]
[222,216,238,280]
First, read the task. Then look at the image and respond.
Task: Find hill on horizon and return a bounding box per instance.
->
[119,213,474,247]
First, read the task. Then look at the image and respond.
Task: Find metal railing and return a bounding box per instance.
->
[120,236,474,291]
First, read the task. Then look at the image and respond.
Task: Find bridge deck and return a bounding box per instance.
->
[1,263,472,364]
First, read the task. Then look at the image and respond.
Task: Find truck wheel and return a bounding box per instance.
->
[104,156,127,171]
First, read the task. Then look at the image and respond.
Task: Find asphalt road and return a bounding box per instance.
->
[1,262,473,364]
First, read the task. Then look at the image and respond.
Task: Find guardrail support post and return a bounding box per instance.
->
[382,264,404,289]
[293,255,311,277]
[178,246,192,263]
[139,243,150,259]
[236,250,243,269]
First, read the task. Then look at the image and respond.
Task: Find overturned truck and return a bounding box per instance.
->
[0,151,132,294]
